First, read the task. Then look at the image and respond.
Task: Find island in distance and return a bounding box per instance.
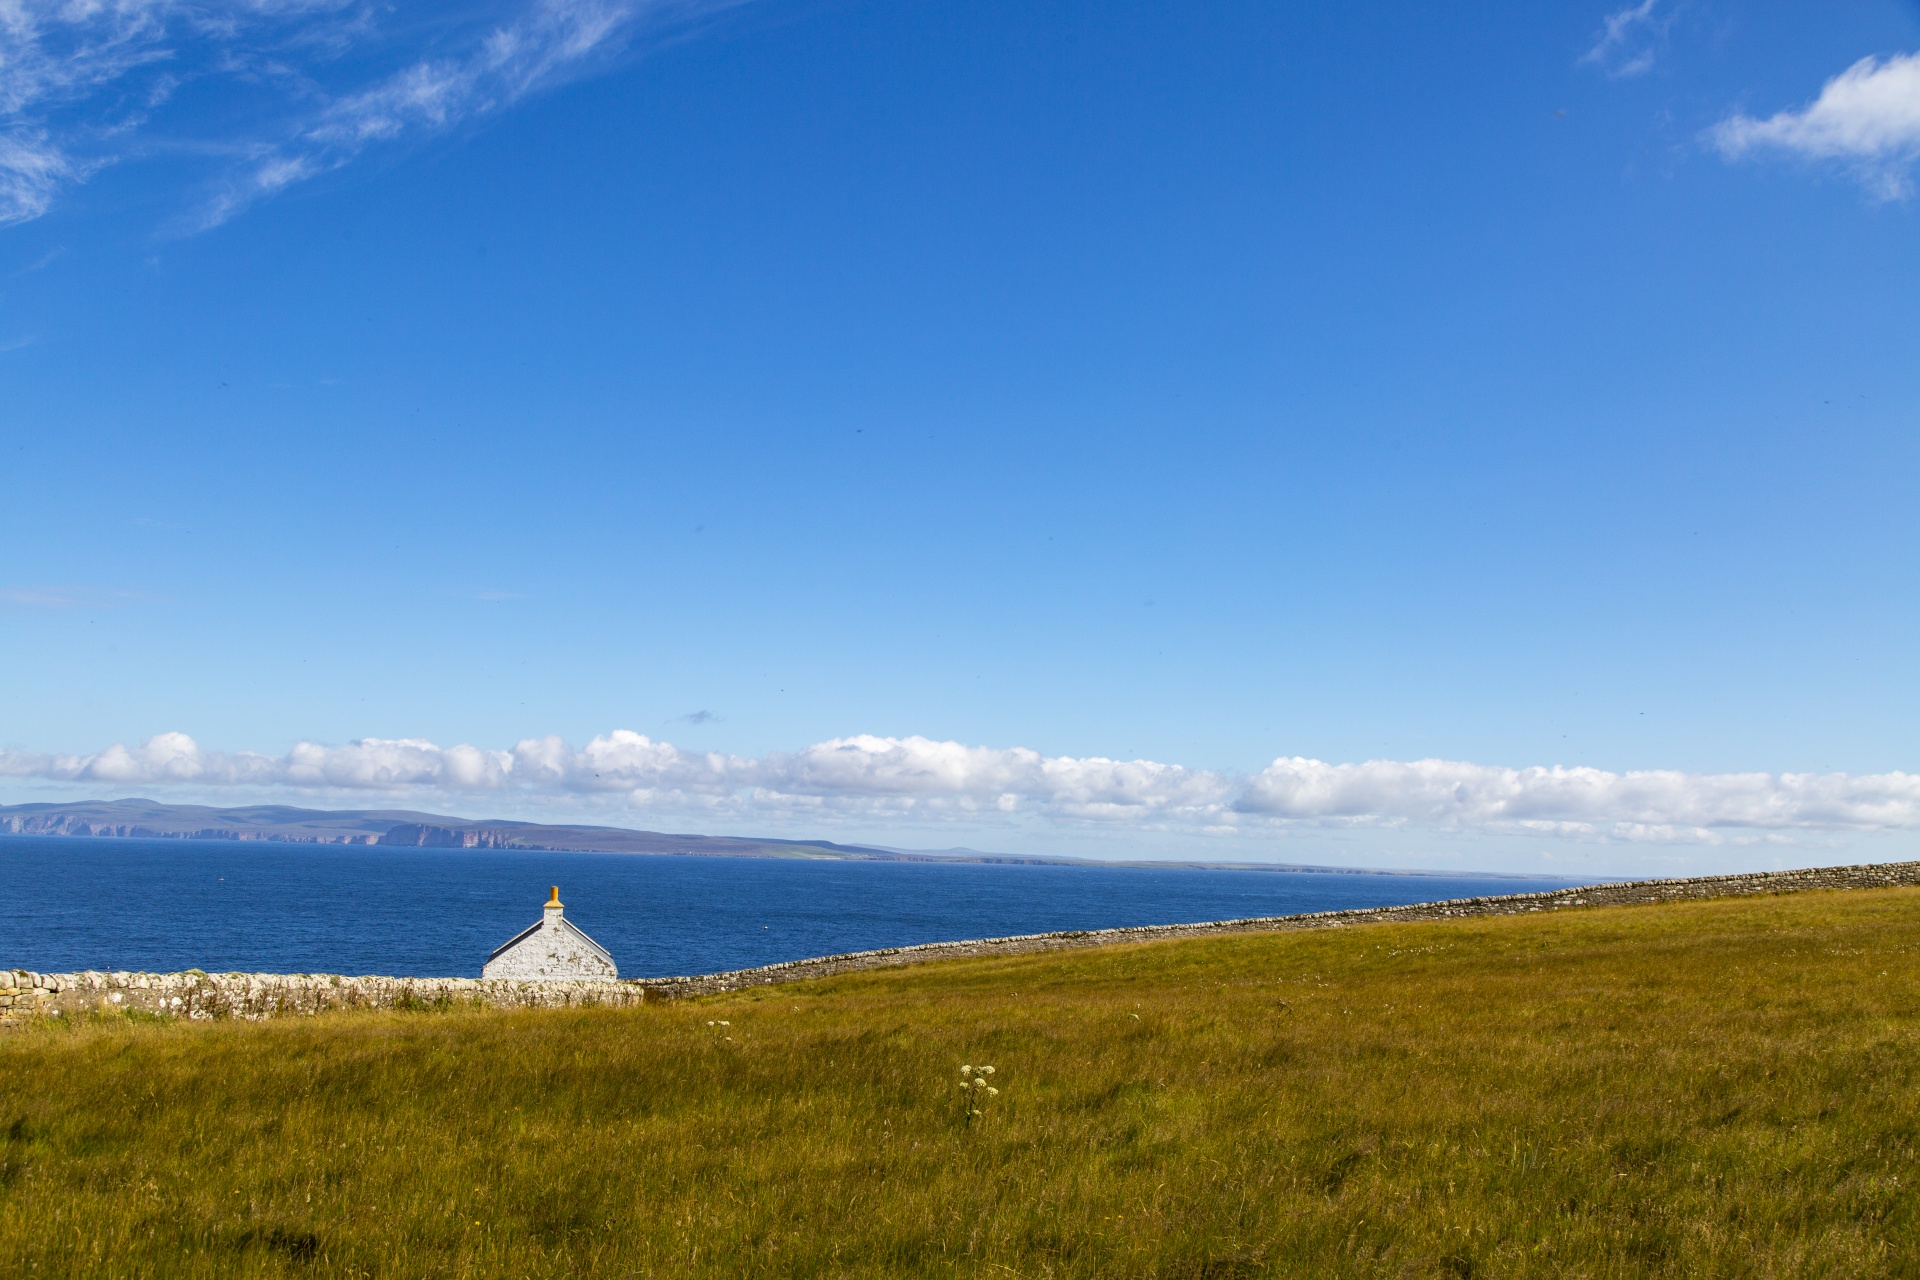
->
[0,798,958,861]
[0,798,1491,877]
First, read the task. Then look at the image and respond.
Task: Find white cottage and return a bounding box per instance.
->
[483,886,618,981]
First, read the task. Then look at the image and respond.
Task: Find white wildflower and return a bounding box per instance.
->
[956,1061,1006,1126]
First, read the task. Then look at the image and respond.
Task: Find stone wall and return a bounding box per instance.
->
[7,860,1918,1024]
[643,859,1920,995]
[1,969,650,1024]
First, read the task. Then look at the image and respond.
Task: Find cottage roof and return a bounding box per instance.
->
[484,885,618,978]
[487,915,616,968]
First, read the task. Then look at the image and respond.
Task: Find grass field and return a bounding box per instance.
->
[6,887,1920,1278]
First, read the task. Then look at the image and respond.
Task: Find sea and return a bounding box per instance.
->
[0,835,1585,978]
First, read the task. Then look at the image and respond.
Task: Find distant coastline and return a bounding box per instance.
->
[0,798,1564,879]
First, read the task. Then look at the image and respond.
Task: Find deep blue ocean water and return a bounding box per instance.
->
[0,836,1585,978]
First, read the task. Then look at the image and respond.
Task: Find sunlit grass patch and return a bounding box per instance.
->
[4,887,1920,1276]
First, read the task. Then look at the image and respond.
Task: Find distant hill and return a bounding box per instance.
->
[0,798,1565,877]
[0,798,928,861]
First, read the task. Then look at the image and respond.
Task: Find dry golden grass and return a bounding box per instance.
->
[5,886,1920,1277]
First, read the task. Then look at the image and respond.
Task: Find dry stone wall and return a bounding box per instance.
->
[0,969,649,1023]
[7,860,1918,1024]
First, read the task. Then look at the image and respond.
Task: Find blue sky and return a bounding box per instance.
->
[3,0,1918,874]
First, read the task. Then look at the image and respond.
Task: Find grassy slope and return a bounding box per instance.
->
[5,889,1920,1278]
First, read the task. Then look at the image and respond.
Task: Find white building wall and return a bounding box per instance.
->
[483,906,618,981]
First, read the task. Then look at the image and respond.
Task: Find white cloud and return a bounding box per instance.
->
[1582,0,1665,78]
[4,730,1918,846]
[0,0,738,230]
[1235,757,1920,841]
[1710,52,1920,198]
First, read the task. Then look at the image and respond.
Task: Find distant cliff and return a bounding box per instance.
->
[376,823,530,849]
[0,811,382,845]
[0,798,915,860]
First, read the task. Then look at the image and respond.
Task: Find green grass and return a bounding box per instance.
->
[6,888,1920,1278]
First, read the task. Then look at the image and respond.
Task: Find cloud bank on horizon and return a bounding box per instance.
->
[0,0,735,230]
[3,731,1917,848]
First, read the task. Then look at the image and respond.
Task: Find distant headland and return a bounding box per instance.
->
[0,797,1545,877]
[0,797,950,862]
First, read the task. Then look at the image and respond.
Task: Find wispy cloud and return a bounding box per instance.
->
[1581,0,1666,78]
[5,730,1917,846]
[1709,52,1920,199]
[7,245,65,277]
[0,131,77,226]
[0,0,740,231]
